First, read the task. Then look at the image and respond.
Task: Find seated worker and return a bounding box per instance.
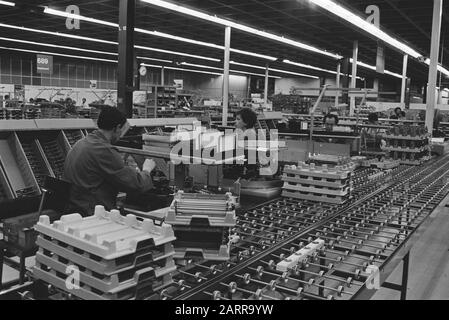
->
[228,108,259,179]
[390,107,403,119]
[64,106,156,216]
[362,113,386,152]
[313,113,348,144]
[323,113,339,132]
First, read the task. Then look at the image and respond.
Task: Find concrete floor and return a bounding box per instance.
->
[372,202,449,300]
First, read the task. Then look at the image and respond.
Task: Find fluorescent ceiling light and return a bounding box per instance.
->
[141,0,342,59]
[137,56,172,63]
[0,36,117,56]
[43,8,277,61]
[424,58,449,77]
[0,1,15,6]
[0,23,116,45]
[230,61,266,70]
[142,63,223,76]
[0,23,219,62]
[269,68,318,79]
[308,0,421,59]
[350,58,402,79]
[283,59,337,75]
[0,46,117,63]
[134,44,219,62]
[0,37,173,63]
[231,61,318,79]
[182,62,290,79]
[43,7,118,27]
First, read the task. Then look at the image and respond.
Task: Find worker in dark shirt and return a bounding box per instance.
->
[64,106,156,216]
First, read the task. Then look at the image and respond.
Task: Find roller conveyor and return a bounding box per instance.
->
[151,155,449,300]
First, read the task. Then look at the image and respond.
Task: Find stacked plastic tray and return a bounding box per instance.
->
[381,125,431,165]
[166,191,237,261]
[282,162,353,204]
[33,206,177,300]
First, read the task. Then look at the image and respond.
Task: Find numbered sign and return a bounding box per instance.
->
[36,54,53,74]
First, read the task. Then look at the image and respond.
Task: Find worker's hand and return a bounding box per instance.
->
[143,159,156,173]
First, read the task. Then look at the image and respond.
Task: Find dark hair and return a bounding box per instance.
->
[368,113,378,123]
[394,107,402,113]
[97,106,127,130]
[236,108,257,129]
[323,113,339,125]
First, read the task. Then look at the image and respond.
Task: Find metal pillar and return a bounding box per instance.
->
[425,0,443,132]
[374,42,385,98]
[161,66,165,86]
[350,40,358,116]
[335,63,341,107]
[400,54,408,105]
[117,0,135,118]
[264,63,269,108]
[222,26,231,126]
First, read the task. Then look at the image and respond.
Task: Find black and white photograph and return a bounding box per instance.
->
[0,0,448,307]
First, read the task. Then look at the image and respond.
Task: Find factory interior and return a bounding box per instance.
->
[1,0,449,302]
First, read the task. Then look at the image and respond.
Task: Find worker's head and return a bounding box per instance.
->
[82,98,86,103]
[97,106,129,143]
[323,113,339,132]
[368,113,378,124]
[235,108,257,130]
[394,107,402,116]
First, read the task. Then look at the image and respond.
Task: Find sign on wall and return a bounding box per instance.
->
[173,79,183,90]
[36,54,53,74]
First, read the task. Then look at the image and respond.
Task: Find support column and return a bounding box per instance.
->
[400,54,409,105]
[425,0,443,132]
[374,42,385,99]
[264,63,269,108]
[161,66,165,86]
[117,0,135,118]
[335,63,341,107]
[222,26,231,126]
[350,40,358,116]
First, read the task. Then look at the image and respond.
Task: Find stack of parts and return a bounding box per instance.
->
[9,109,23,120]
[308,154,352,166]
[382,125,431,165]
[282,162,352,204]
[166,191,237,261]
[33,206,177,300]
[142,133,178,155]
[361,158,400,170]
[24,109,41,119]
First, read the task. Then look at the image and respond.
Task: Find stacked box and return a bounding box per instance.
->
[166,191,237,261]
[32,205,177,300]
[281,162,352,204]
[381,125,431,165]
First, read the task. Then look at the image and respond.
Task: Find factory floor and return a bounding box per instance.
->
[372,200,449,300]
[1,200,449,299]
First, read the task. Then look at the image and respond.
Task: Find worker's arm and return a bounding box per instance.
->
[98,147,154,193]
